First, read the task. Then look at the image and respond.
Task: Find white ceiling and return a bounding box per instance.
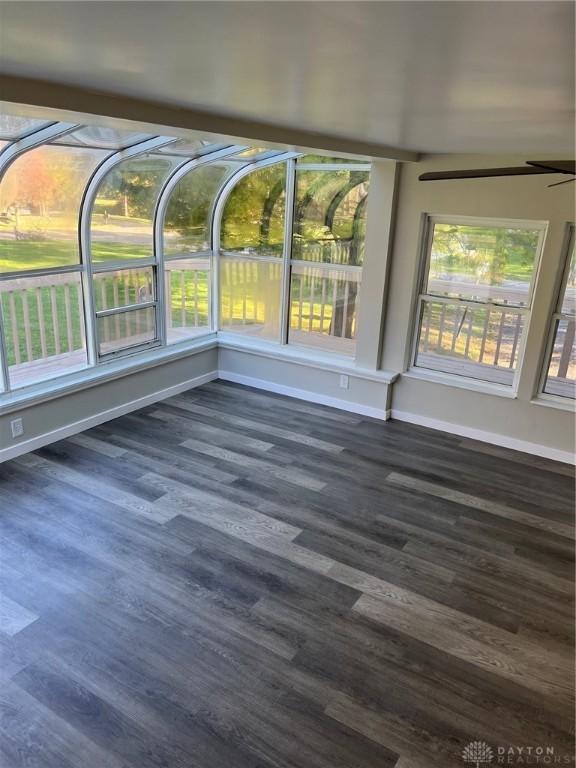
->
[0,1,573,155]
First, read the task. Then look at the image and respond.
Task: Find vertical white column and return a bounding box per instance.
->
[354,160,399,370]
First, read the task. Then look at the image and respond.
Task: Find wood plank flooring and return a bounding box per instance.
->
[0,380,574,767]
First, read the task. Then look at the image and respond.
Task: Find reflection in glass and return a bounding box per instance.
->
[155,136,226,156]
[97,306,156,356]
[0,272,87,388]
[0,145,108,272]
[293,170,369,266]
[165,258,210,343]
[94,268,154,312]
[221,165,286,257]
[426,223,542,306]
[544,319,576,398]
[91,155,180,262]
[415,300,525,385]
[53,126,152,149]
[164,163,234,256]
[219,256,282,340]
[288,263,360,355]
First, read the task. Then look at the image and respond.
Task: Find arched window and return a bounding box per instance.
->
[0,144,108,389]
[289,169,369,354]
[90,155,180,358]
[221,164,286,257]
[162,162,235,343]
[219,164,286,340]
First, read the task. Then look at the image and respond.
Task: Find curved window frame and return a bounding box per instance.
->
[0,106,372,403]
[213,154,298,341]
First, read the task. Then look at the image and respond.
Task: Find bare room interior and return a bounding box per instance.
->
[0,2,574,767]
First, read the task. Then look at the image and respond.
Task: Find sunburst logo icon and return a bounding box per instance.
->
[462,741,494,767]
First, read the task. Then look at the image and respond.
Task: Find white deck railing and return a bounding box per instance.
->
[2,264,574,395]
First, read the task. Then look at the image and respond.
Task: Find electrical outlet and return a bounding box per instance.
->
[339,374,349,390]
[10,418,24,439]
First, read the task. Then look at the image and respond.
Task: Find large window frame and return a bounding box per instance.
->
[410,214,547,392]
[213,154,297,343]
[0,107,372,405]
[213,156,371,352]
[538,223,575,402]
[0,126,247,396]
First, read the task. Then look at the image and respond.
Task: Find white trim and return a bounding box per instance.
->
[531,394,576,413]
[391,409,575,465]
[427,214,549,230]
[217,332,398,384]
[218,370,390,420]
[403,367,517,398]
[0,371,218,463]
[0,334,217,415]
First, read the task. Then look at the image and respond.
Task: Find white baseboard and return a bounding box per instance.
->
[0,370,218,463]
[391,409,575,465]
[218,370,390,420]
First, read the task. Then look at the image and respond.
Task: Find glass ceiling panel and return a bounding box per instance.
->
[52,126,154,150]
[0,113,53,140]
[154,138,228,157]
[229,148,284,163]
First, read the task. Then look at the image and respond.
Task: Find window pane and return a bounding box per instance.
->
[0,113,51,140]
[164,163,234,256]
[293,170,369,266]
[219,256,282,340]
[221,165,286,257]
[91,156,180,263]
[165,258,210,343]
[288,263,360,356]
[53,127,152,149]
[94,268,154,312]
[544,319,576,398]
[97,307,156,356]
[0,272,87,388]
[415,300,525,385]
[0,145,108,272]
[426,222,542,306]
[560,242,576,316]
[155,137,225,156]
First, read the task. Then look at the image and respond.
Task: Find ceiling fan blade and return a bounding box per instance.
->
[419,166,554,181]
[547,177,576,188]
[527,160,576,175]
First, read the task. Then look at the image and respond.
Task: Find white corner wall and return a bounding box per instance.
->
[382,153,575,462]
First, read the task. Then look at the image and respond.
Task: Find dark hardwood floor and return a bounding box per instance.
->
[0,380,574,767]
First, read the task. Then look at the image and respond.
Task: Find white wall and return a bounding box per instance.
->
[383,154,575,461]
[0,347,218,461]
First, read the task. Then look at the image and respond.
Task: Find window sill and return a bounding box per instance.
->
[217,332,399,384]
[531,394,575,413]
[0,334,218,416]
[402,367,517,399]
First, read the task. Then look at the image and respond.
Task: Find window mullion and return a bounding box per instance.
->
[280,159,296,345]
